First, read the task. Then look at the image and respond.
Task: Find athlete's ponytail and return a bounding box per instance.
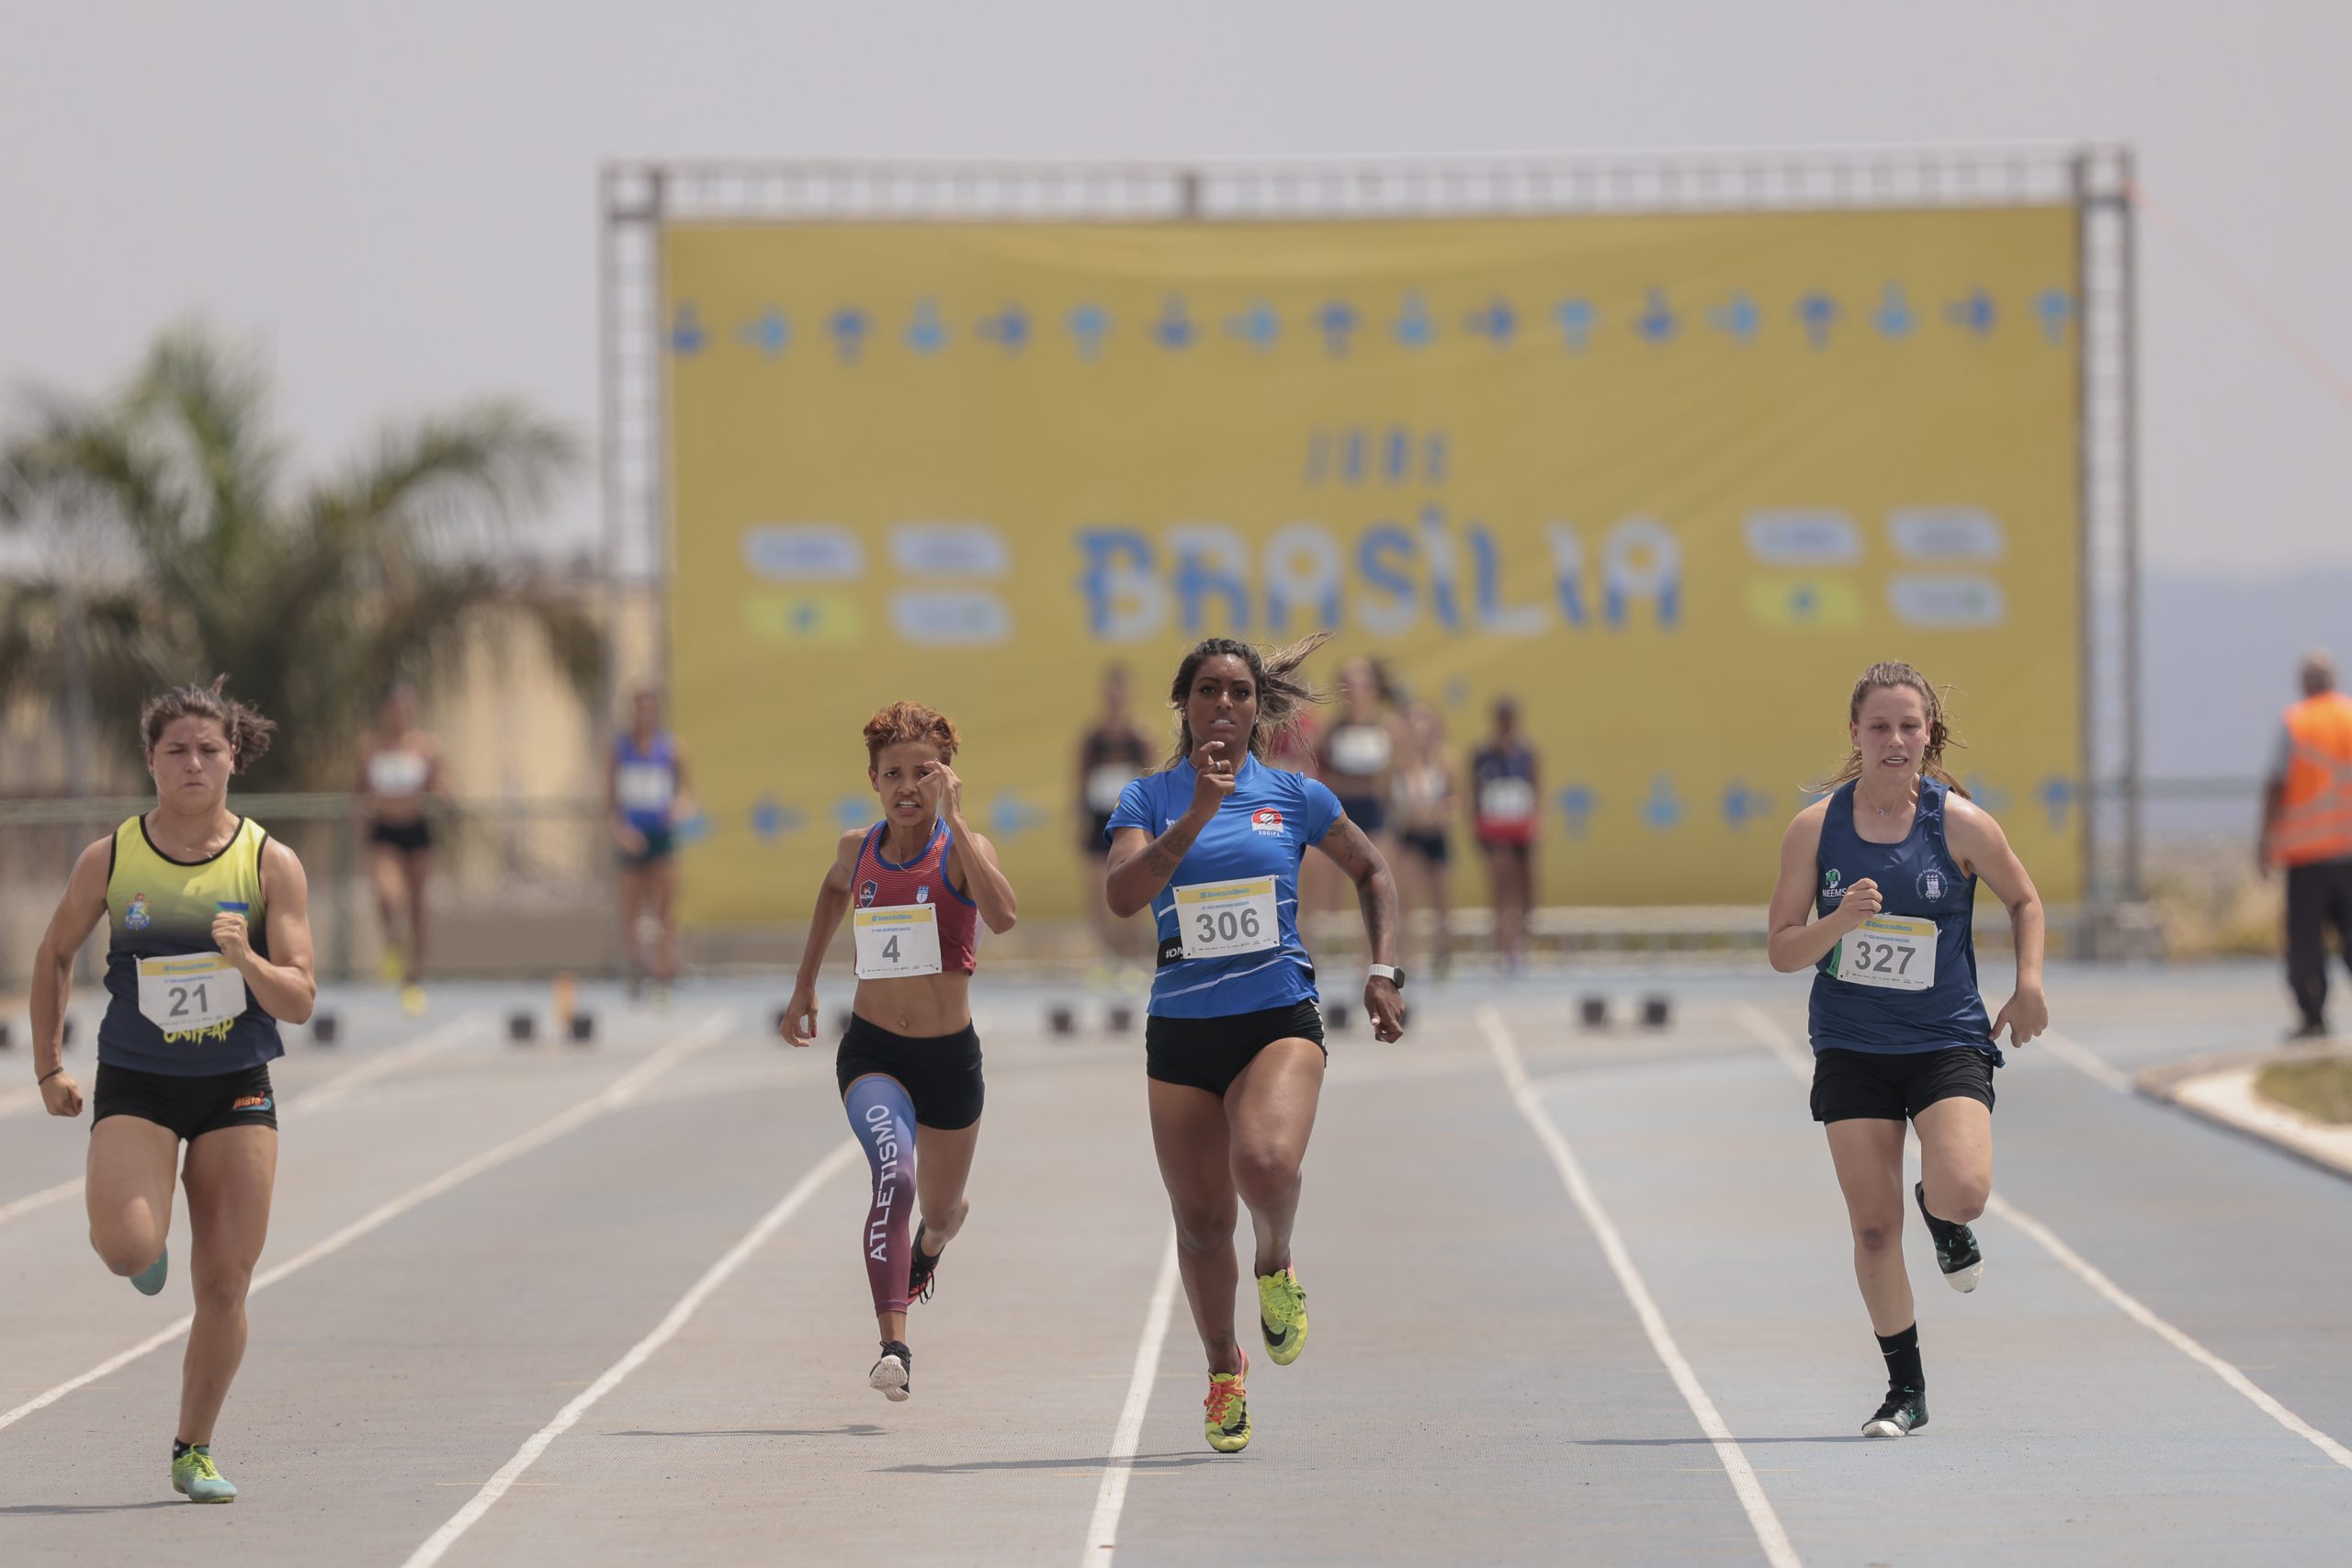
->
[139,676,277,773]
[1165,631,1331,768]
[1812,660,1969,798]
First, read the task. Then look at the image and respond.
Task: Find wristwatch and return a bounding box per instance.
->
[1367,964,1407,989]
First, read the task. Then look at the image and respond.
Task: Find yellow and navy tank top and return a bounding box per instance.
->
[98,815,284,1076]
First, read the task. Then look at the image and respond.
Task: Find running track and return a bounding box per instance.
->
[1,964,2346,1565]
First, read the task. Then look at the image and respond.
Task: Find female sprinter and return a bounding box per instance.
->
[1766,661,2047,1439]
[355,682,440,1015]
[1105,635,1407,1454]
[31,679,317,1502]
[609,686,692,1002]
[780,702,1017,1401]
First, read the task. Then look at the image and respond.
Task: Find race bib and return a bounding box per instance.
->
[1478,777,1537,823]
[616,761,675,816]
[1086,763,1136,814]
[1174,876,1279,959]
[1827,915,1939,992]
[1328,726,1393,776]
[854,904,943,979]
[137,953,249,1036]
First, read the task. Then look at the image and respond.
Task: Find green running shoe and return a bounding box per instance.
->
[172,1447,237,1503]
[1256,1265,1307,1365]
[1204,1355,1250,1454]
[130,1244,168,1297]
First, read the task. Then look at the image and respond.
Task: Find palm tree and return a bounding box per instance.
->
[0,324,601,792]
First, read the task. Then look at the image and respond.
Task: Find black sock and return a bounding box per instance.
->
[173,1438,192,1461]
[1876,1324,1923,1393]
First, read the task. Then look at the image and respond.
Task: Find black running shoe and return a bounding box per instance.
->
[907,1223,941,1306]
[868,1340,912,1403]
[1862,1387,1928,1438]
[1914,1180,1984,1293]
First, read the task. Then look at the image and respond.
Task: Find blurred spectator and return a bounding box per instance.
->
[2261,649,2352,1039]
[1391,700,1456,978]
[1076,663,1152,973]
[1470,697,1542,973]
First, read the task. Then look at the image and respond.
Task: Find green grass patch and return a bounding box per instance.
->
[2256,1056,2352,1124]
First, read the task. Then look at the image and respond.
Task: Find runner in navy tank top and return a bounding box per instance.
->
[1105,634,1407,1454]
[781,701,1018,1404]
[1767,662,2049,1440]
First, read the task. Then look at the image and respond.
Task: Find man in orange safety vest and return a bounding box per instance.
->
[2262,650,2352,1039]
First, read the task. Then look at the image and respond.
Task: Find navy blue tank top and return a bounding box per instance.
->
[1807,778,1996,1059]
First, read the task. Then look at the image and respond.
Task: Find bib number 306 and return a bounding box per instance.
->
[1174,877,1280,960]
[1828,915,1939,992]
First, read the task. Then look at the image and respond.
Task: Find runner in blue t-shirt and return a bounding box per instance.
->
[1104,633,1406,1454]
[1766,660,2049,1442]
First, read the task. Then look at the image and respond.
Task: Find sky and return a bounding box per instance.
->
[4,0,2350,576]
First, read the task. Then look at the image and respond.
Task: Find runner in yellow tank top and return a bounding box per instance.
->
[29,679,319,1505]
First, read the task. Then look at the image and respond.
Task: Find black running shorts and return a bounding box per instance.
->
[93,1063,279,1142]
[1145,1000,1327,1097]
[837,1015,985,1131]
[1810,1045,1996,1124]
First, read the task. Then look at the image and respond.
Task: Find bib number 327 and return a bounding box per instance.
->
[136,953,248,1036]
[1828,915,1939,992]
[854,904,944,979]
[1174,876,1279,960]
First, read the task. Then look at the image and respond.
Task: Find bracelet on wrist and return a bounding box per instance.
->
[38,1066,63,1086]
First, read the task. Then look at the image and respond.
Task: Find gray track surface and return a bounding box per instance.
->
[3,963,2348,1565]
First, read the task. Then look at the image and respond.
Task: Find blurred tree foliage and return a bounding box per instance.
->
[0,324,601,791]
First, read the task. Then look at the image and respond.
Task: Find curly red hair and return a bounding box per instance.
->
[863,700,960,767]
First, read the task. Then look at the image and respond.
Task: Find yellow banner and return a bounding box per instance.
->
[663,208,2080,922]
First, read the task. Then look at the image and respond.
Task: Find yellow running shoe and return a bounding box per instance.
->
[400,983,427,1017]
[1204,1354,1250,1453]
[1256,1265,1307,1365]
[378,947,405,984]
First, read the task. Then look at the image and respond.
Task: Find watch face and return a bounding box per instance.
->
[1378,967,1407,988]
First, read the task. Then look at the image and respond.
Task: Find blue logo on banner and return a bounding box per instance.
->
[989,792,1048,838]
[671,302,708,356]
[2035,288,2074,344]
[1557,784,1597,840]
[1708,292,1758,343]
[1395,291,1435,347]
[1946,289,1996,336]
[1555,298,1597,352]
[1316,300,1361,355]
[1874,284,1915,339]
[1963,775,2012,814]
[1152,295,1194,350]
[906,299,948,355]
[1636,289,1677,344]
[1642,775,1684,831]
[737,309,789,357]
[1226,301,1279,350]
[833,795,870,830]
[1722,781,1777,830]
[1796,292,1839,348]
[751,796,802,841]
[828,308,870,363]
[2037,776,2076,830]
[976,304,1029,353]
[1069,303,1110,360]
[1462,297,1516,344]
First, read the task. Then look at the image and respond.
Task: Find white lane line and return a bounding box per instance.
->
[0,1013,489,1234]
[1481,1006,1803,1568]
[2035,1029,2135,1095]
[400,1135,862,1568]
[1080,1230,1181,1567]
[1732,1002,2352,1474]
[0,1011,734,1434]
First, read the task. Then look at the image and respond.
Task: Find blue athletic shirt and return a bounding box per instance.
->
[1807,777,1998,1062]
[1107,756,1343,1020]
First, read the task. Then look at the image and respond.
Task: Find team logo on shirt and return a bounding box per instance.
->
[856,880,878,908]
[1917,868,1948,902]
[915,885,930,905]
[1250,807,1285,837]
[125,894,152,931]
[1819,868,1844,908]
